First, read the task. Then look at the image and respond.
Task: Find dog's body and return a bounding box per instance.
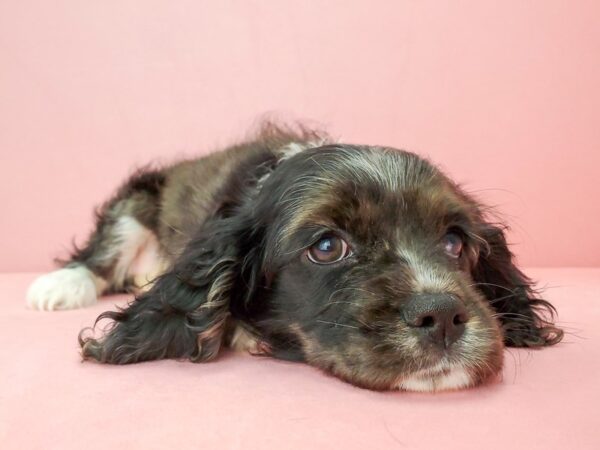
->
[27,124,562,391]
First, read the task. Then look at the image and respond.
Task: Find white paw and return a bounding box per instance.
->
[26,266,98,311]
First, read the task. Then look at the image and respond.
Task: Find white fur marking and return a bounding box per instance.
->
[111,216,155,289]
[277,140,324,161]
[256,140,328,188]
[434,367,472,391]
[130,230,166,292]
[26,266,106,311]
[399,249,455,293]
[395,366,472,392]
[229,324,265,354]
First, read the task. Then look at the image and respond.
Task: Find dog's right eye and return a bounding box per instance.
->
[307,235,351,264]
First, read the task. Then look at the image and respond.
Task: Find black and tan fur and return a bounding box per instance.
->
[27,124,562,391]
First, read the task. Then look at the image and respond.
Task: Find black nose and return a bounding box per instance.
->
[403,294,469,348]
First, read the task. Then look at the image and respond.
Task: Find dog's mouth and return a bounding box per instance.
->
[394,362,474,392]
[393,348,504,392]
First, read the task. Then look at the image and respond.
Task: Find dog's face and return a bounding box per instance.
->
[237,145,503,390]
[82,142,560,392]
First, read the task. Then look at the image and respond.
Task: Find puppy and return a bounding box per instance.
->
[27,124,562,391]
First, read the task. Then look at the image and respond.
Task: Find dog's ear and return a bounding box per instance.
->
[470,224,563,347]
[79,213,260,364]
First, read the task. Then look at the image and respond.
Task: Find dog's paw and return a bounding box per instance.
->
[26,266,98,310]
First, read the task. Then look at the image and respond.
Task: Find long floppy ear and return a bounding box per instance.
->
[471,224,563,347]
[79,214,250,364]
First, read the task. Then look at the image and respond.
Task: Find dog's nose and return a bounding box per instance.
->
[403,293,468,348]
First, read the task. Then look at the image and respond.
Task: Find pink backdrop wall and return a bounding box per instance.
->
[1,1,599,271]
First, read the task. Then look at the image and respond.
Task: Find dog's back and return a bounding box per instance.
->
[26,124,326,310]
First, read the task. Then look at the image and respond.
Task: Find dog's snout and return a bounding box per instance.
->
[404,293,468,348]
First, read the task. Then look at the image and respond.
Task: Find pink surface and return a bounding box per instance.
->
[1,1,600,270]
[1,269,598,449]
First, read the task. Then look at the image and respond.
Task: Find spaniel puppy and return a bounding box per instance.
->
[26,124,562,391]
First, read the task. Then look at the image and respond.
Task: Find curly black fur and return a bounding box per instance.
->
[79,214,244,363]
[472,224,563,347]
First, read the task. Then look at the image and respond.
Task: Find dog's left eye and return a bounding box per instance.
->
[442,232,463,258]
[307,235,351,264]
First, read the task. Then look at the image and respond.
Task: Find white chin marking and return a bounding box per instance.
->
[26,266,100,311]
[396,366,472,392]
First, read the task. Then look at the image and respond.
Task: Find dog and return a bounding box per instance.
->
[26,123,562,391]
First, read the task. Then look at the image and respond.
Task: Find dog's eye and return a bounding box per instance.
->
[307,235,350,264]
[442,232,463,258]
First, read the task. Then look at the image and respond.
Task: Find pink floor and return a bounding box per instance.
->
[1,269,598,449]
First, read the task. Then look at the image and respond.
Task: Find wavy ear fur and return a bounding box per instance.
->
[80,214,248,364]
[471,224,563,347]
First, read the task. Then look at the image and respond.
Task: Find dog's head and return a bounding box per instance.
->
[217,143,560,390]
[82,142,562,391]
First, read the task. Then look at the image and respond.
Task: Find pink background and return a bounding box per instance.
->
[1,1,599,271]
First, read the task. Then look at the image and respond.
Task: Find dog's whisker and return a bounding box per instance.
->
[469,282,517,293]
[315,320,359,330]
